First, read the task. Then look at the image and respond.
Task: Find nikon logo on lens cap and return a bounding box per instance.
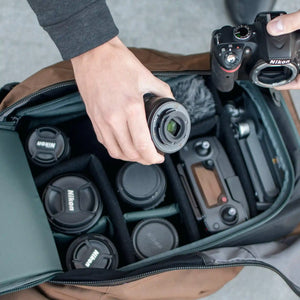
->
[66,233,119,270]
[43,175,103,234]
[27,126,70,167]
[116,163,166,210]
[132,218,179,259]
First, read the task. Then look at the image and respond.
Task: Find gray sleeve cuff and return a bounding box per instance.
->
[41,1,119,60]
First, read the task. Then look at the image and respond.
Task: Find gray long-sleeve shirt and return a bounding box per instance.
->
[27,0,119,60]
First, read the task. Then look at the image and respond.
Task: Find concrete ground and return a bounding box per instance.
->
[1,1,300,299]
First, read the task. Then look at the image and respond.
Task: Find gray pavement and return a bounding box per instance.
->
[1,1,300,299]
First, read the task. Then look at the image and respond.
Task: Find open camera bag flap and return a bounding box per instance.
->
[0,49,299,300]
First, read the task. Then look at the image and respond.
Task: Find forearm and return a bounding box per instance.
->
[27,0,119,60]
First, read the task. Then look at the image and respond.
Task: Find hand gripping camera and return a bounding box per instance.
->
[211,11,300,92]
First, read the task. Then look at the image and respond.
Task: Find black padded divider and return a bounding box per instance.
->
[162,155,201,242]
[219,111,258,217]
[35,154,136,265]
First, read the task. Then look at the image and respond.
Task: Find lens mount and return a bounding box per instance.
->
[250,60,298,88]
[148,100,191,153]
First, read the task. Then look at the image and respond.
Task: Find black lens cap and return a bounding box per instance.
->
[66,233,119,270]
[132,218,179,259]
[116,163,166,210]
[27,126,70,167]
[43,174,103,234]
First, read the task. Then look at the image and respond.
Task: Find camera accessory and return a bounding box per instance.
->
[178,137,249,232]
[43,174,103,234]
[132,218,179,259]
[211,11,300,92]
[166,75,216,124]
[116,162,166,210]
[144,93,191,153]
[26,126,70,167]
[234,119,279,210]
[66,233,119,270]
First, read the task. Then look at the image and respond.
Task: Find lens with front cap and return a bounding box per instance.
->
[26,126,70,167]
[65,233,119,270]
[43,174,103,234]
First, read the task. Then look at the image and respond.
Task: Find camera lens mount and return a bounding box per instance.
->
[250,60,298,88]
[144,95,191,154]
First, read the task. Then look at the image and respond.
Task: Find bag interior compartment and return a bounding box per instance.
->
[11,73,293,275]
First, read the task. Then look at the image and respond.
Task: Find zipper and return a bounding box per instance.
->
[0,80,77,123]
[50,261,300,296]
[2,272,62,295]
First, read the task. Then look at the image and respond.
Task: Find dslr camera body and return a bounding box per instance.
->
[211,11,300,92]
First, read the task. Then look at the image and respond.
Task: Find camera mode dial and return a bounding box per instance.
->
[233,25,252,40]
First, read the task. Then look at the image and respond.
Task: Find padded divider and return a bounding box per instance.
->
[219,110,258,217]
[123,204,179,223]
[162,155,201,242]
[88,155,136,264]
[35,154,136,266]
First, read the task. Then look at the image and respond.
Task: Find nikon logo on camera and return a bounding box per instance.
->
[36,140,56,149]
[269,59,291,65]
[85,249,100,267]
[67,189,75,212]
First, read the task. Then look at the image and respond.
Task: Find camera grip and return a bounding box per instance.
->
[211,54,238,92]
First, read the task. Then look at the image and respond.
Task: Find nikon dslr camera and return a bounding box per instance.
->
[211,11,300,92]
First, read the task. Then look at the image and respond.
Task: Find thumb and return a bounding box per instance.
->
[267,10,300,36]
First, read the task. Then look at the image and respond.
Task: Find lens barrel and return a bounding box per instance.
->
[144,94,191,154]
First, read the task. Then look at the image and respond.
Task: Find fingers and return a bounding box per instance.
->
[142,75,174,99]
[90,101,164,165]
[126,100,164,164]
[267,10,300,36]
[274,74,300,90]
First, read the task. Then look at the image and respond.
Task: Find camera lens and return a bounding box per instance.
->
[66,233,119,270]
[43,174,103,234]
[116,162,166,210]
[132,218,179,259]
[26,126,70,167]
[144,94,191,154]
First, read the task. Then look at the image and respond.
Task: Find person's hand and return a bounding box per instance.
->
[267,10,300,90]
[71,37,173,165]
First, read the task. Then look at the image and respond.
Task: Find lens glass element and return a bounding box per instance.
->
[167,119,180,137]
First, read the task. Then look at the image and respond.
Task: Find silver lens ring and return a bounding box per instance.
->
[250,61,298,89]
